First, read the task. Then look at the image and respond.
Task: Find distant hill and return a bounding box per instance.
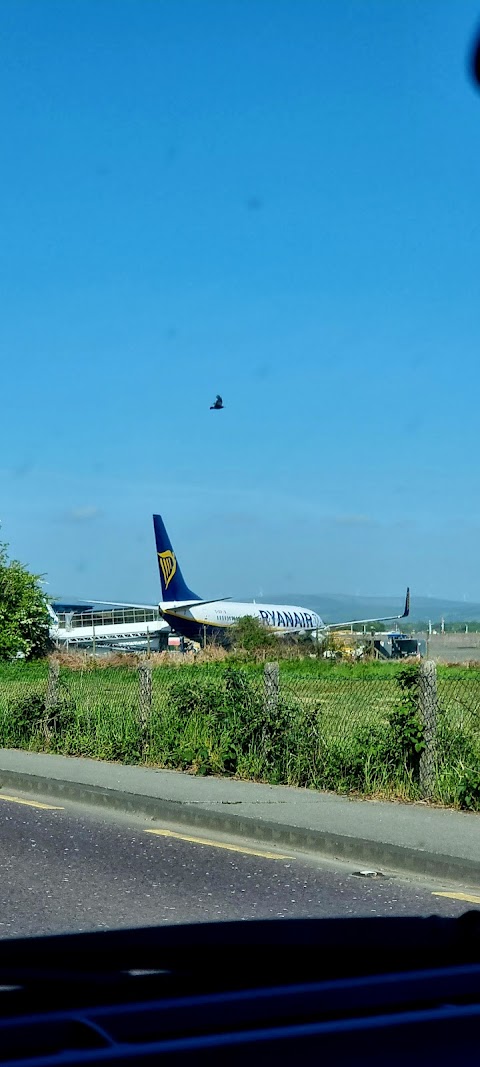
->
[257,592,480,625]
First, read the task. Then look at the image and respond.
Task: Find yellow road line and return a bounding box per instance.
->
[433,891,480,905]
[145,828,291,860]
[0,793,64,811]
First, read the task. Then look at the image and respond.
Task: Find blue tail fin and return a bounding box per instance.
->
[153,515,201,602]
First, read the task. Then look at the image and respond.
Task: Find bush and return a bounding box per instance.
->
[229,616,279,656]
[0,685,79,751]
[387,664,424,778]
[2,693,46,747]
[458,767,480,811]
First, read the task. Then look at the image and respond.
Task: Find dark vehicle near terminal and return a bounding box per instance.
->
[374,631,422,660]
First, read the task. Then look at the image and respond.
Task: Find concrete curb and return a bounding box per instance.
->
[0,765,479,885]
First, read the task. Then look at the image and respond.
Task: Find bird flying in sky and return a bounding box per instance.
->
[210,395,224,410]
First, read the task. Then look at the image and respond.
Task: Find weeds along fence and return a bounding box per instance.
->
[0,658,480,809]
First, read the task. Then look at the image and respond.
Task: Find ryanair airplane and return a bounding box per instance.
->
[153,514,410,643]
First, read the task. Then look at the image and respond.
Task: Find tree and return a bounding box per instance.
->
[230,615,278,655]
[0,544,51,660]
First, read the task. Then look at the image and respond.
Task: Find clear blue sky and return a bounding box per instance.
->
[2,0,480,604]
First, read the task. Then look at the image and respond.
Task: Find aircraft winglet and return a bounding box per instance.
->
[325,587,410,632]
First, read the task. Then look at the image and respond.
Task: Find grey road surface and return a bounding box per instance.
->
[0,790,475,939]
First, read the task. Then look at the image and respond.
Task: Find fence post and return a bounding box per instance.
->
[138,662,152,757]
[418,660,438,797]
[264,661,279,717]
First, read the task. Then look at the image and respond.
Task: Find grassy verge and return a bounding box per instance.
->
[0,658,479,809]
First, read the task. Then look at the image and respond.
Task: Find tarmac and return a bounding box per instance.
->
[0,748,478,885]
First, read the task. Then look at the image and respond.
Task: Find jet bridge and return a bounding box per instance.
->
[52,607,170,652]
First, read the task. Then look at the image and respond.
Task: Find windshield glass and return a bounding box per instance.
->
[1,0,480,939]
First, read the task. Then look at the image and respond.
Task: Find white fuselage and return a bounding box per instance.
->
[160,600,324,639]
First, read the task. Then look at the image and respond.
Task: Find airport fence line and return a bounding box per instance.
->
[0,659,479,809]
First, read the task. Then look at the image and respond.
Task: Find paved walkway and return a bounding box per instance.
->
[0,749,478,884]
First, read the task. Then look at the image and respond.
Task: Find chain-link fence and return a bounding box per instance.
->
[435,668,480,807]
[0,659,479,807]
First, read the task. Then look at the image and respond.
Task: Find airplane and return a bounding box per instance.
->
[150,513,410,644]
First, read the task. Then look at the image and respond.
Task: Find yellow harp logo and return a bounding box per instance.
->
[158,550,177,591]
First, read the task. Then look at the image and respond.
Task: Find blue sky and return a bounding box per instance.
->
[2,0,480,603]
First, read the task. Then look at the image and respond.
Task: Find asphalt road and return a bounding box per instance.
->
[0,790,477,939]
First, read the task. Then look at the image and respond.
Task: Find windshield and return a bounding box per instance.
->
[1,0,480,941]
